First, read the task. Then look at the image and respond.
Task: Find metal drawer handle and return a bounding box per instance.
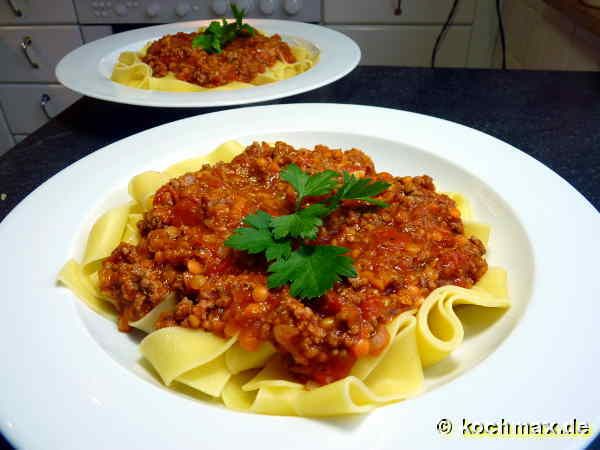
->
[7,0,23,17]
[40,94,52,119]
[21,36,39,69]
[394,0,402,15]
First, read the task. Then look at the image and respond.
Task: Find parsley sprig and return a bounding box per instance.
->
[225,163,391,299]
[192,4,255,54]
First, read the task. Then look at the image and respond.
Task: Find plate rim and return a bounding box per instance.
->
[55,20,361,107]
[1,103,598,450]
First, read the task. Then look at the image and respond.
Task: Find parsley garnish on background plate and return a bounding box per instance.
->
[191,4,256,54]
[225,164,391,299]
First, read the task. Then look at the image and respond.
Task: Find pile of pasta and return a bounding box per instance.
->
[110,33,318,92]
[58,141,510,416]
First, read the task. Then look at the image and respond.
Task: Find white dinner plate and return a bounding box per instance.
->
[0,104,598,450]
[56,20,360,107]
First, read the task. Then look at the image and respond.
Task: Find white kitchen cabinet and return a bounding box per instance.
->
[81,25,112,43]
[0,26,83,82]
[0,0,77,25]
[0,108,14,156]
[329,25,471,66]
[324,0,476,24]
[0,84,80,134]
[324,0,498,68]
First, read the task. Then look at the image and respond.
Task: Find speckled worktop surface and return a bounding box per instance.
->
[0,66,599,222]
[0,66,599,449]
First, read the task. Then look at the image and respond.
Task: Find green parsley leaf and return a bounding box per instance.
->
[300,202,335,218]
[240,23,255,35]
[267,245,357,298]
[243,210,272,229]
[270,202,333,240]
[191,3,256,53]
[224,227,274,255]
[265,241,292,261]
[281,164,339,208]
[231,3,244,25]
[206,21,223,35]
[225,211,291,261]
[336,171,391,207]
[191,34,214,52]
[270,211,318,240]
[225,227,291,261]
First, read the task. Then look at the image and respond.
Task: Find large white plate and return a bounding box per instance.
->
[56,20,360,107]
[0,104,598,450]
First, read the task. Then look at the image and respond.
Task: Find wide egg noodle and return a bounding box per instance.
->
[176,354,232,397]
[163,140,245,178]
[111,51,153,89]
[444,192,473,220]
[129,293,177,333]
[222,371,261,411]
[110,33,318,92]
[349,310,412,380]
[464,221,491,246]
[82,203,131,268]
[225,342,277,374]
[57,259,117,321]
[416,267,509,367]
[139,326,237,386]
[444,192,490,244]
[121,213,143,245]
[128,171,170,207]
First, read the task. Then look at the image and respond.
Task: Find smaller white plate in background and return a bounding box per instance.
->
[56,20,360,107]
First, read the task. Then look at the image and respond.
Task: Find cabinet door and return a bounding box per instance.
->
[0,108,14,156]
[328,25,471,67]
[324,0,476,24]
[0,26,83,82]
[0,84,80,134]
[80,25,113,43]
[0,0,77,24]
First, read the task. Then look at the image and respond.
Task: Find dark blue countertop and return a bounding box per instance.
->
[1,67,599,221]
[0,67,598,450]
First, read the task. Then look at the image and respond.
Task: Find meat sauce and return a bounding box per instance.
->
[99,142,487,385]
[142,31,296,88]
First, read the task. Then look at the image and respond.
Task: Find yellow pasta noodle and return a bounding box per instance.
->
[82,203,130,268]
[57,259,117,321]
[58,140,510,417]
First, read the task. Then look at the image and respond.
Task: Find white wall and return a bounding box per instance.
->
[495,0,600,70]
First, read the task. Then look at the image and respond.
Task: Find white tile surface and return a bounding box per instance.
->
[328,24,471,66]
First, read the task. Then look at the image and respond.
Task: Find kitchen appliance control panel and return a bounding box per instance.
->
[74,0,321,23]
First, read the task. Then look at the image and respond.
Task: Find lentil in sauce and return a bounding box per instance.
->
[99,142,487,385]
[142,31,296,88]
